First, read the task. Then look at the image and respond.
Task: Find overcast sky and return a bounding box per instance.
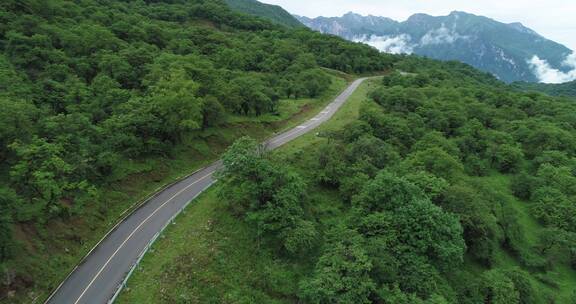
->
[260,0,576,50]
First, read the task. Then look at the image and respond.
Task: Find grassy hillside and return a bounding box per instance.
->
[225,0,303,28]
[0,0,393,301]
[119,58,576,303]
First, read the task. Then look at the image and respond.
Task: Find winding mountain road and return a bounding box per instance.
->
[45,77,368,304]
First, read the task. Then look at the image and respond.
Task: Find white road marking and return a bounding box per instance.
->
[72,172,214,304]
[51,78,370,304]
[270,130,298,144]
[269,86,359,145]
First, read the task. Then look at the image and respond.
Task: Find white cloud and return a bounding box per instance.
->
[353,34,414,54]
[420,24,470,45]
[563,52,576,69]
[528,53,576,83]
[260,0,576,51]
[352,25,470,54]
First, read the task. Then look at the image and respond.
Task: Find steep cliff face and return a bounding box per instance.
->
[297,11,575,83]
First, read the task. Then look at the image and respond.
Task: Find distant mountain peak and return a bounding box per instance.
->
[298,11,574,83]
[507,22,541,36]
[508,21,525,27]
[343,11,360,17]
[406,13,434,23]
[449,10,472,17]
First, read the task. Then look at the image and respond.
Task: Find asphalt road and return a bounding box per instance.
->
[45,77,368,304]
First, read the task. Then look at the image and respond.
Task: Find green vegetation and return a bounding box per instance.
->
[0,0,394,301]
[117,78,380,304]
[3,0,576,302]
[120,58,576,303]
[512,80,576,98]
[225,0,303,28]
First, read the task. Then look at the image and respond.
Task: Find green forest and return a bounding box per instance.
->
[225,0,303,28]
[513,80,576,98]
[0,0,392,301]
[2,0,576,303]
[120,58,576,304]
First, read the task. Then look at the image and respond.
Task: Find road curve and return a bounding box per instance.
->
[45,77,368,304]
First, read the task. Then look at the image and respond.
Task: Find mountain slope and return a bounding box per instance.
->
[297,11,575,83]
[296,13,398,37]
[225,0,303,27]
[0,0,391,302]
[513,80,576,97]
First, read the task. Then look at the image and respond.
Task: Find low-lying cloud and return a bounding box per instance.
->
[355,27,576,84]
[354,25,470,55]
[420,25,470,46]
[353,34,414,54]
[528,53,576,83]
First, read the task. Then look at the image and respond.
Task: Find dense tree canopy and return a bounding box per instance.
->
[299,57,576,302]
[0,0,393,300]
[4,0,576,303]
[219,137,317,254]
[212,56,576,303]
